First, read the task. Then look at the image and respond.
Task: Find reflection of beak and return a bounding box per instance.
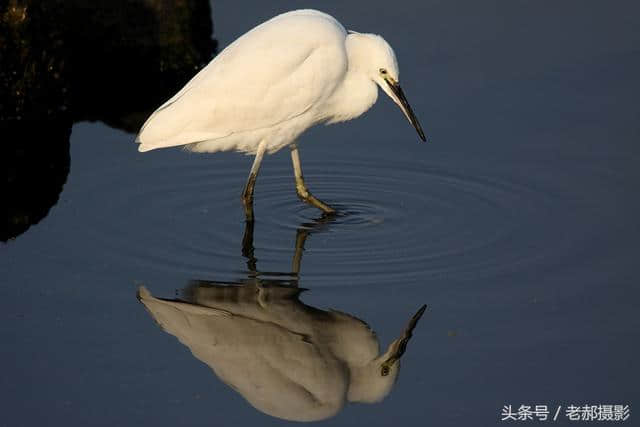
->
[385,78,427,142]
[383,304,427,367]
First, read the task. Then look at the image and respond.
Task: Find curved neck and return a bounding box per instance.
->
[324,34,378,124]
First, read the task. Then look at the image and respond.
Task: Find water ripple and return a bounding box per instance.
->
[72,151,567,284]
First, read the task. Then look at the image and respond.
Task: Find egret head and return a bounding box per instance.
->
[348,304,427,403]
[348,32,426,142]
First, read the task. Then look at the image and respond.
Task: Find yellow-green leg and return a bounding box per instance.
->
[290,144,335,214]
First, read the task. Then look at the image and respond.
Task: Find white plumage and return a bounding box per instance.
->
[136,9,425,217]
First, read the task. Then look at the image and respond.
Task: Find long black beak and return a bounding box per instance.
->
[386,79,427,142]
[383,304,427,368]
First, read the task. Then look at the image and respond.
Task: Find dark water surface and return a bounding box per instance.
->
[3,1,640,426]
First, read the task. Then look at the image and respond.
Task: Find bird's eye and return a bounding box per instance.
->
[381,365,390,376]
[379,68,388,75]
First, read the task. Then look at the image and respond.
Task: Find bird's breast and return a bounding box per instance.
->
[324,74,378,124]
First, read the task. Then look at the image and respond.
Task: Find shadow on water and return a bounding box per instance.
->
[137,215,427,422]
[1,0,217,241]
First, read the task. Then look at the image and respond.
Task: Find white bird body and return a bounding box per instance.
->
[138,10,370,154]
[138,284,425,422]
[136,9,425,217]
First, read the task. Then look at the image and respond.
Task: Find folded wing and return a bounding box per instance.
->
[137,10,347,152]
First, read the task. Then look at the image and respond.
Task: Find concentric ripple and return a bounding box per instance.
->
[68,148,570,285]
[255,157,560,285]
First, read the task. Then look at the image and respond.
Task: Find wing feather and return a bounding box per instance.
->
[137,10,347,152]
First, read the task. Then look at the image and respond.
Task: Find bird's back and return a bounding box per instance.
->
[136,10,348,154]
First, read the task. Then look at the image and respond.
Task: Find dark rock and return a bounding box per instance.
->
[1,0,217,241]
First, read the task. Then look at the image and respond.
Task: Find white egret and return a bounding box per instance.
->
[136,9,426,220]
[138,284,426,422]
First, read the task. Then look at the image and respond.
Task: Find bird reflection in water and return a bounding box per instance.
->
[137,216,426,422]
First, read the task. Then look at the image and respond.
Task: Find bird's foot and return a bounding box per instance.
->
[296,186,336,214]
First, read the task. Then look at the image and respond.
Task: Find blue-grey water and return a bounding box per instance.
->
[2,1,639,426]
